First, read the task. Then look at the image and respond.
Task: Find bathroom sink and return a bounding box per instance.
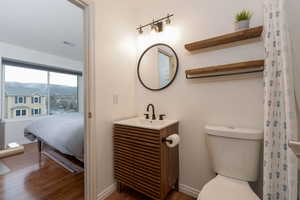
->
[114,117,178,130]
[289,141,300,157]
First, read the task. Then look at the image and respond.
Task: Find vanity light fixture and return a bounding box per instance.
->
[138,25,143,34]
[165,13,171,25]
[150,19,156,32]
[137,13,174,34]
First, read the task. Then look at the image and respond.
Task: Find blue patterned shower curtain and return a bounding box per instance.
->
[263,0,298,200]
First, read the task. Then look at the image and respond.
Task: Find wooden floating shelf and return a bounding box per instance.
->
[185,26,263,51]
[185,60,264,79]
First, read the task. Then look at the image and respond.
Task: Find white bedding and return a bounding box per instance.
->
[24,113,84,160]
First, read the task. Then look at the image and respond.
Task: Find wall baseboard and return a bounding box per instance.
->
[179,184,200,198]
[96,183,116,200]
[96,182,200,199]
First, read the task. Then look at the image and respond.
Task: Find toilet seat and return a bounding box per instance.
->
[198,175,260,200]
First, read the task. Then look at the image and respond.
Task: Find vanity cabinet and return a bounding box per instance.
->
[113,123,179,200]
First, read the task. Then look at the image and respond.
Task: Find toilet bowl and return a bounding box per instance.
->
[198,125,263,200]
[197,175,260,200]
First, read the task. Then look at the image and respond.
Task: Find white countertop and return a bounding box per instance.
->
[114,117,178,130]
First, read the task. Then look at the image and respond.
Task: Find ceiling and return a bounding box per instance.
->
[0,0,84,61]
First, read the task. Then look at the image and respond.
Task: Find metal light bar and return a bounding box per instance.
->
[137,14,174,33]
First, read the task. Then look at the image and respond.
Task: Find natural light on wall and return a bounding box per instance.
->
[137,25,180,52]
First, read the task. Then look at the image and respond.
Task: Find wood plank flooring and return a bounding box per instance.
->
[0,143,194,200]
[106,187,195,200]
[0,143,84,200]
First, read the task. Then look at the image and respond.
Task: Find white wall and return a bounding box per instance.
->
[134,0,264,193]
[0,41,84,146]
[88,0,300,197]
[0,41,83,72]
[286,0,300,122]
[90,0,137,196]
[0,0,84,61]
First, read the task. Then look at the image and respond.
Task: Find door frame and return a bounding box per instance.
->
[68,0,97,199]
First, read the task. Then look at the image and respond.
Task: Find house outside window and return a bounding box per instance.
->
[32,96,42,104]
[15,109,27,117]
[16,110,20,116]
[31,108,41,116]
[3,60,81,119]
[15,96,26,104]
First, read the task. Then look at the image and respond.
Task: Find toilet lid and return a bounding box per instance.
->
[198,175,260,200]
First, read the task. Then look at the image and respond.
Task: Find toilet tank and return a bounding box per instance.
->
[206,125,263,182]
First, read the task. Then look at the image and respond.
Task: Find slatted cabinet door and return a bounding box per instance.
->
[114,127,136,187]
[114,123,179,200]
[114,125,161,199]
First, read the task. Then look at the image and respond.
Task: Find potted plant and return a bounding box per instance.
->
[235,9,253,31]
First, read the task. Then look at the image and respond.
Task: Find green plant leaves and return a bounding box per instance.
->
[235,9,253,22]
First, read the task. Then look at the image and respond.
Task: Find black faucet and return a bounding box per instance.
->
[146,104,156,120]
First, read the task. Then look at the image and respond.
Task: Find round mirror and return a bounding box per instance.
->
[137,43,179,91]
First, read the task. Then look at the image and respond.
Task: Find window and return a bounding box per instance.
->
[32,96,41,104]
[15,109,27,117]
[3,61,81,119]
[15,96,26,104]
[49,72,78,115]
[16,110,20,116]
[31,108,41,116]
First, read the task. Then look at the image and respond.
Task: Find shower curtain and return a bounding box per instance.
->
[263,0,298,200]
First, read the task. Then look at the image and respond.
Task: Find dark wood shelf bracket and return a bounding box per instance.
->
[185,60,264,79]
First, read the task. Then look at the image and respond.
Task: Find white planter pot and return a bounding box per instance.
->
[235,20,250,31]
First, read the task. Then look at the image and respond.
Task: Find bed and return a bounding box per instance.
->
[24,113,84,161]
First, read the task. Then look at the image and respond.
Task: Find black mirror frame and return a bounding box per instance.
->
[137,43,179,91]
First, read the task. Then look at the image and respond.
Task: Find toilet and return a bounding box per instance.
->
[198,125,263,200]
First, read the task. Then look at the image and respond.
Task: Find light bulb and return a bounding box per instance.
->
[166,17,171,25]
[138,27,143,34]
[150,24,157,34]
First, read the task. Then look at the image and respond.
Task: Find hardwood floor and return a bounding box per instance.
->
[106,187,195,200]
[0,143,84,200]
[0,143,193,200]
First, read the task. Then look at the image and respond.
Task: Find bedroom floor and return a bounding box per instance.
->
[0,143,84,200]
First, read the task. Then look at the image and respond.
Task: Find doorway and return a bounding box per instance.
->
[0,0,96,199]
